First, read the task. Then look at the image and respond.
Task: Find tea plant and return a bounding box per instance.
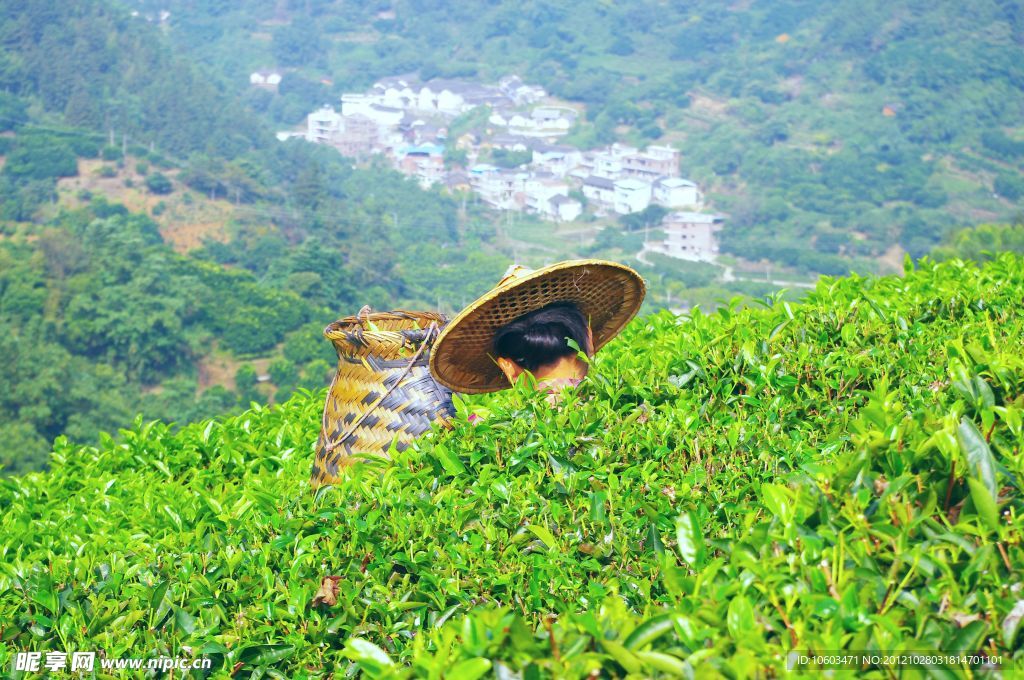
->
[1,254,1022,678]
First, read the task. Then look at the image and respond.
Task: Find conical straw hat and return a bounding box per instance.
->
[429,259,646,393]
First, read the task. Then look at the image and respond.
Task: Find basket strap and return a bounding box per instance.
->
[323,321,438,456]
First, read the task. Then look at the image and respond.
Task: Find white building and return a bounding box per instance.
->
[531,144,583,176]
[549,194,583,222]
[307,106,342,144]
[340,93,379,117]
[490,106,577,138]
[365,105,404,127]
[499,75,547,105]
[654,177,703,209]
[584,144,636,179]
[526,106,577,136]
[594,155,623,178]
[582,176,616,207]
[623,145,679,180]
[524,177,575,221]
[250,70,283,88]
[488,110,513,126]
[580,143,680,182]
[363,77,514,117]
[433,89,463,114]
[613,178,652,214]
[470,165,528,211]
[659,212,724,262]
[373,77,418,109]
[489,134,533,152]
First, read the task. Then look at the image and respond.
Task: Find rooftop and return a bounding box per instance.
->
[532,143,577,154]
[583,176,615,189]
[491,134,533,147]
[657,177,697,188]
[400,143,444,156]
[374,75,418,89]
[614,178,650,190]
[426,78,495,96]
[666,212,724,224]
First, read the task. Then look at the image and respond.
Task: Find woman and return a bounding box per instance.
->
[429,259,646,400]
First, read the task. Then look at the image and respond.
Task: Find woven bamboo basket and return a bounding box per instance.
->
[310,309,454,488]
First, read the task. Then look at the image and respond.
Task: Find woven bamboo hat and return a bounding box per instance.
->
[429,258,646,394]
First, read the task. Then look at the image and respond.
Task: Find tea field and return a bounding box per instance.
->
[1,254,1023,678]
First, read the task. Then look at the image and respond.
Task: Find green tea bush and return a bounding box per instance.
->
[1,255,1022,678]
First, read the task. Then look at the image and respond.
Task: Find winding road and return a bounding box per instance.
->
[636,245,817,289]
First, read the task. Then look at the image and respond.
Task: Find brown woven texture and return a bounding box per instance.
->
[310,310,454,488]
[430,259,646,394]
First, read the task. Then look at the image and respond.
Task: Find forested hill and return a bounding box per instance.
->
[0,1,264,159]
[1,254,1021,675]
[0,0,506,306]
[0,0,511,473]
[136,0,1024,261]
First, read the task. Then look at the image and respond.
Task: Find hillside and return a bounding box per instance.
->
[0,202,337,475]
[1,255,1021,676]
[138,0,1023,266]
[0,0,511,473]
[55,157,235,253]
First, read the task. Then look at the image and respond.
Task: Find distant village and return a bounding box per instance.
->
[257,72,723,262]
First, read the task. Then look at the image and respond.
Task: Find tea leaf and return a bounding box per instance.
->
[675,512,705,569]
[958,417,998,500]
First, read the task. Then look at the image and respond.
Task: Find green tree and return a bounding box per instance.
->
[269,358,298,391]
[2,138,77,180]
[932,222,1024,262]
[272,17,325,67]
[0,92,28,131]
[145,172,173,195]
[620,204,668,231]
[235,364,260,406]
[995,173,1024,201]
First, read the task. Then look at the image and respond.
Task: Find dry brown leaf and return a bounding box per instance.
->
[951,612,981,627]
[311,575,342,607]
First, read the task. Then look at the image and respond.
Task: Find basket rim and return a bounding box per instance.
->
[324,309,447,341]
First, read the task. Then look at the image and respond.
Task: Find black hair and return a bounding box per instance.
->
[492,301,591,373]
